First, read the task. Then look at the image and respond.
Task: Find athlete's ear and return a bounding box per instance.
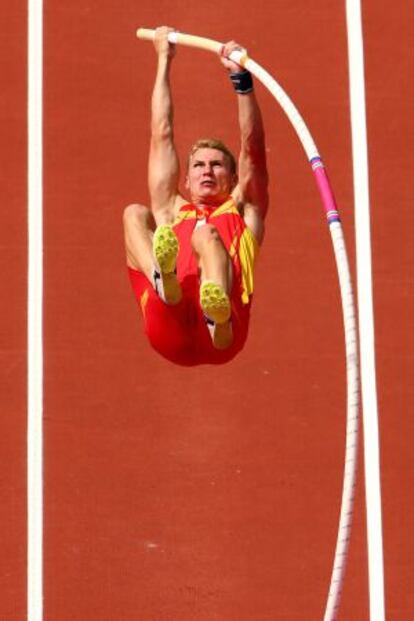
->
[185,174,190,189]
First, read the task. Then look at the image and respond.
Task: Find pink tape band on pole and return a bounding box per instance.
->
[311,157,341,224]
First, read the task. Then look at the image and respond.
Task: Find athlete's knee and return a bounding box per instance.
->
[191,223,222,252]
[123,203,152,228]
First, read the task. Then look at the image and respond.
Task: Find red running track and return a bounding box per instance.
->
[2,1,414,619]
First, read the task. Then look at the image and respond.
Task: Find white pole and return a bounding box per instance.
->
[345,2,386,619]
[27,0,44,619]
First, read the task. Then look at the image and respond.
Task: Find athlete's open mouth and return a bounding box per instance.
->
[201,180,215,187]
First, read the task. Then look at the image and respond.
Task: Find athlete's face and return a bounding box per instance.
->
[186,148,237,205]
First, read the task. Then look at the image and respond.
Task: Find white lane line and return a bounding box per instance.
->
[345,2,386,619]
[28,0,43,619]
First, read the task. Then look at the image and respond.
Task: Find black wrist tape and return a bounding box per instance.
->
[229,70,253,94]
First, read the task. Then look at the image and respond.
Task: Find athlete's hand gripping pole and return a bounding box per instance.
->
[137,28,249,69]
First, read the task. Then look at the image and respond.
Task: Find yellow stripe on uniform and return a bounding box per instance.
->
[238,227,259,303]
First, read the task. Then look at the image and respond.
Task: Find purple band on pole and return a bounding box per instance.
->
[311,157,341,224]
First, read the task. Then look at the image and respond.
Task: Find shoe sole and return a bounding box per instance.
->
[153,225,179,274]
[200,281,231,324]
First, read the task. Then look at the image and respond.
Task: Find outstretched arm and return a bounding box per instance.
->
[221,42,269,244]
[148,27,181,224]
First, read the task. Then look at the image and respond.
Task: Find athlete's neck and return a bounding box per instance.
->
[191,195,231,209]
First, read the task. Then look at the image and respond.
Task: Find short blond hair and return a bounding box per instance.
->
[187,138,237,175]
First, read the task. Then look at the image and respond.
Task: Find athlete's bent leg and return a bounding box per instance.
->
[191,224,233,349]
[123,203,181,305]
[191,224,232,293]
[123,203,155,280]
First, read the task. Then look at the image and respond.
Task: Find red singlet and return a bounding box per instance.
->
[128,198,259,366]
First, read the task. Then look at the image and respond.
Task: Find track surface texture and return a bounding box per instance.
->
[2,1,414,619]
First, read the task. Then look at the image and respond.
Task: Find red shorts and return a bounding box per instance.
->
[127,267,251,366]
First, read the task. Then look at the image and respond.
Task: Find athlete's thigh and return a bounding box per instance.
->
[123,203,155,278]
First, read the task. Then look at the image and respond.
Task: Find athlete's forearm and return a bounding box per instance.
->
[237,91,266,158]
[219,42,266,157]
[151,55,174,140]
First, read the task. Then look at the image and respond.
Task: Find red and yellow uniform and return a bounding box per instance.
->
[128,198,259,366]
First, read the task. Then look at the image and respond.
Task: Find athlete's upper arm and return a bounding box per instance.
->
[148,133,181,213]
[234,146,269,244]
[238,141,269,211]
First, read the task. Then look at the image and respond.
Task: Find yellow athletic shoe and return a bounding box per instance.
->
[152,225,181,305]
[153,224,179,274]
[200,280,231,325]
